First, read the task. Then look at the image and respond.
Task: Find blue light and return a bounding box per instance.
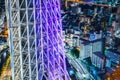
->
[90,34,95,41]
[90,66,97,75]
[93,70,97,75]
[69,69,75,76]
[107,31,111,37]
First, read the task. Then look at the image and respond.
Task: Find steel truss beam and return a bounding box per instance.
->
[5,0,70,80]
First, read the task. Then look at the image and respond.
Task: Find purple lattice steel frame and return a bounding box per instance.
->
[35,0,70,80]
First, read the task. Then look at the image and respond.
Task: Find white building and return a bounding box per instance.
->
[91,52,106,69]
[80,42,92,59]
[92,39,103,52]
[72,36,80,47]
[80,38,103,60]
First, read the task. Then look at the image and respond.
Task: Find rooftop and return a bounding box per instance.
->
[80,38,103,45]
[93,52,106,59]
[107,49,120,55]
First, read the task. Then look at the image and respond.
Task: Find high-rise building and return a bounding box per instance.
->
[80,38,103,59]
[6,0,70,80]
[92,39,103,53]
[80,41,92,59]
[91,52,106,69]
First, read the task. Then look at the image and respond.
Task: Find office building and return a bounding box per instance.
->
[91,52,106,69]
[80,38,103,59]
[80,41,92,59]
[92,39,103,53]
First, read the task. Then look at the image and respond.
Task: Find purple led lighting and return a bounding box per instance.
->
[35,0,70,80]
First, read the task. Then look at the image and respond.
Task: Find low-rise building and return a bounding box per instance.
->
[72,36,80,47]
[105,49,120,64]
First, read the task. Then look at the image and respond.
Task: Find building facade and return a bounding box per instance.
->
[80,38,103,59]
[91,52,106,69]
[80,42,92,59]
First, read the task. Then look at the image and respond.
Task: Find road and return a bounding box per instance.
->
[65,50,95,80]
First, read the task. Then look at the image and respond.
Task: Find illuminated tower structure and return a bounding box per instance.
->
[6,0,70,80]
